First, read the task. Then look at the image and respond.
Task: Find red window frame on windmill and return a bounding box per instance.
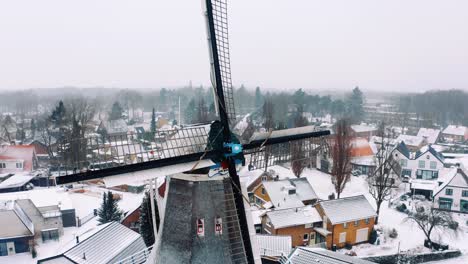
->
[197,219,205,237]
[215,217,223,235]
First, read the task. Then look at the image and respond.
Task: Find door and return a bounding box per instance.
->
[356,228,369,243]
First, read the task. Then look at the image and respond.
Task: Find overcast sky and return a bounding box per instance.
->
[0,0,467,92]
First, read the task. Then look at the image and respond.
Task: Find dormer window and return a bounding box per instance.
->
[288,189,296,195]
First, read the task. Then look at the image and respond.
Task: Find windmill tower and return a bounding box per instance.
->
[54,1,330,263]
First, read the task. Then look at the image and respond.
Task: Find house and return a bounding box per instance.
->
[350,124,378,140]
[261,205,323,247]
[442,125,468,143]
[417,128,441,145]
[0,200,34,256]
[433,167,468,213]
[252,178,318,209]
[395,134,426,152]
[255,234,291,260]
[0,188,77,229]
[315,195,377,249]
[393,143,445,198]
[121,205,141,232]
[38,222,147,264]
[283,247,375,264]
[317,137,375,175]
[97,119,128,137]
[0,145,38,173]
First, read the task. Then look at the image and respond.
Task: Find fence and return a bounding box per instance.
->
[113,245,154,264]
[76,209,97,227]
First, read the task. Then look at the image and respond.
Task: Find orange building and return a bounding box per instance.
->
[315,195,377,249]
[261,206,324,247]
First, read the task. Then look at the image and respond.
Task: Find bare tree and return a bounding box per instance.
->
[331,119,352,199]
[262,98,274,172]
[368,122,400,224]
[291,105,309,177]
[404,204,458,246]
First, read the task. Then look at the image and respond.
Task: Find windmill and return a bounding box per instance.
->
[55,0,330,263]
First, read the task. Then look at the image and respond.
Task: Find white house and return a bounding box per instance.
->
[393,142,445,198]
[394,143,444,180]
[433,168,468,213]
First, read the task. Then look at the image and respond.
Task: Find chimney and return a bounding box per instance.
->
[76,235,79,244]
[82,252,86,260]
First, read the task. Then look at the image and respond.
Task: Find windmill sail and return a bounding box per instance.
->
[204,0,236,125]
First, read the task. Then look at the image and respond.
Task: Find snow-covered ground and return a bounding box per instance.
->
[0,184,144,264]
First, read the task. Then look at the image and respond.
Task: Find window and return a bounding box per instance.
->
[0,163,5,168]
[261,187,265,195]
[339,232,346,243]
[430,161,437,170]
[445,189,453,195]
[438,198,453,210]
[461,200,468,213]
[343,222,348,229]
[303,233,309,241]
[402,169,412,177]
[462,190,468,197]
[417,170,438,180]
[365,218,370,225]
[354,220,359,226]
[41,229,59,242]
[16,162,23,169]
[418,160,425,169]
[400,159,408,168]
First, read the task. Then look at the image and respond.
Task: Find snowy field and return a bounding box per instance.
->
[0,185,144,264]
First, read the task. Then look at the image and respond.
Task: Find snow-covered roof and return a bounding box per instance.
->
[0,188,74,210]
[350,138,374,157]
[351,124,377,133]
[262,178,318,209]
[350,156,375,167]
[284,247,375,264]
[266,205,321,228]
[0,172,35,189]
[417,128,440,144]
[442,125,467,136]
[318,195,376,225]
[414,145,444,163]
[250,208,267,226]
[63,222,146,264]
[255,234,292,257]
[434,168,468,197]
[410,179,439,191]
[395,134,425,147]
[0,200,34,239]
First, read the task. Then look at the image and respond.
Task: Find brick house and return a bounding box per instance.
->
[315,195,377,249]
[121,206,141,232]
[261,206,323,247]
[252,178,318,209]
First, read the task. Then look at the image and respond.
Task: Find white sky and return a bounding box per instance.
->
[0,0,467,91]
